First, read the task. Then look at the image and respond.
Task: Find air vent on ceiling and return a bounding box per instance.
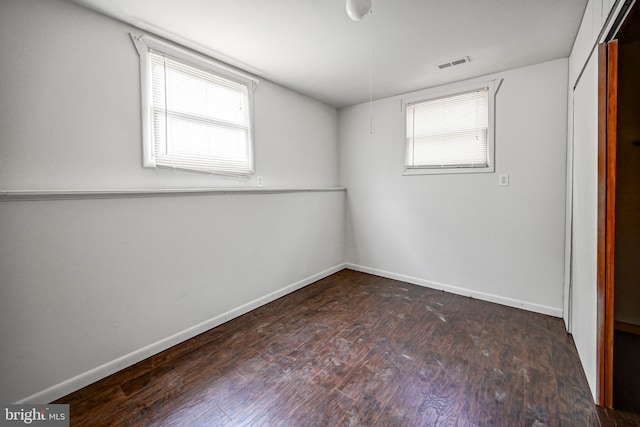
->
[438,56,470,69]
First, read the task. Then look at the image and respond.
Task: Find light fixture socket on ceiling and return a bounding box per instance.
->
[438,56,471,69]
[346,0,372,21]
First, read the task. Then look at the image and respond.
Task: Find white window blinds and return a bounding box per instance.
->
[406,88,489,169]
[150,52,253,176]
[132,33,257,177]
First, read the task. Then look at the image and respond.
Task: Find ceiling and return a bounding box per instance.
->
[69,0,588,108]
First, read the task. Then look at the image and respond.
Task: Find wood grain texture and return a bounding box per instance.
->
[598,39,611,409]
[614,321,640,336]
[605,38,619,411]
[55,270,601,426]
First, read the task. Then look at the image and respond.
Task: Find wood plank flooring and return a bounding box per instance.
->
[55,270,600,426]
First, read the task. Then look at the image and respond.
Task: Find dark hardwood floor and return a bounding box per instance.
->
[55,270,601,426]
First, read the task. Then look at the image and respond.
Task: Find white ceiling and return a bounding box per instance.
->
[69,0,588,108]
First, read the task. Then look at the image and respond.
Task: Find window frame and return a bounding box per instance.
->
[402,79,501,176]
[131,33,259,177]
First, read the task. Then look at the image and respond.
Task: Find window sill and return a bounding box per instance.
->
[403,166,494,176]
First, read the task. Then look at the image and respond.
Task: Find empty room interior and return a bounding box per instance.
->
[1,0,639,425]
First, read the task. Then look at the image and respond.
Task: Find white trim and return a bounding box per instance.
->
[130,33,259,85]
[345,263,563,318]
[600,0,636,45]
[400,79,501,110]
[16,263,347,404]
[571,0,634,90]
[0,187,346,202]
[130,32,258,177]
[401,78,501,176]
[133,34,155,169]
[563,87,576,332]
[402,165,493,176]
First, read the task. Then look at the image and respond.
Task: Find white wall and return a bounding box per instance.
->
[340,59,569,316]
[0,0,344,403]
[0,0,616,407]
[0,1,338,190]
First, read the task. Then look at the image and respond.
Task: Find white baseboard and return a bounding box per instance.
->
[22,262,562,403]
[345,263,563,318]
[18,263,346,404]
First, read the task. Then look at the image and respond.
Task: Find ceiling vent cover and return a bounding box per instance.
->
[438,56,470,69]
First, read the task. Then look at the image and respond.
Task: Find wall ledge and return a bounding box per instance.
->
[0,187,346,202]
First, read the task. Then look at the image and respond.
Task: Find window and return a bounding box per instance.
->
[404,80,499,175]
[131,33,258,177]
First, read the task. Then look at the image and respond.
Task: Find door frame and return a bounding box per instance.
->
[597,39,617,409]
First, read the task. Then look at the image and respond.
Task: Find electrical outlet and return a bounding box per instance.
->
[498,174,510,187]
[257,176,264,188]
